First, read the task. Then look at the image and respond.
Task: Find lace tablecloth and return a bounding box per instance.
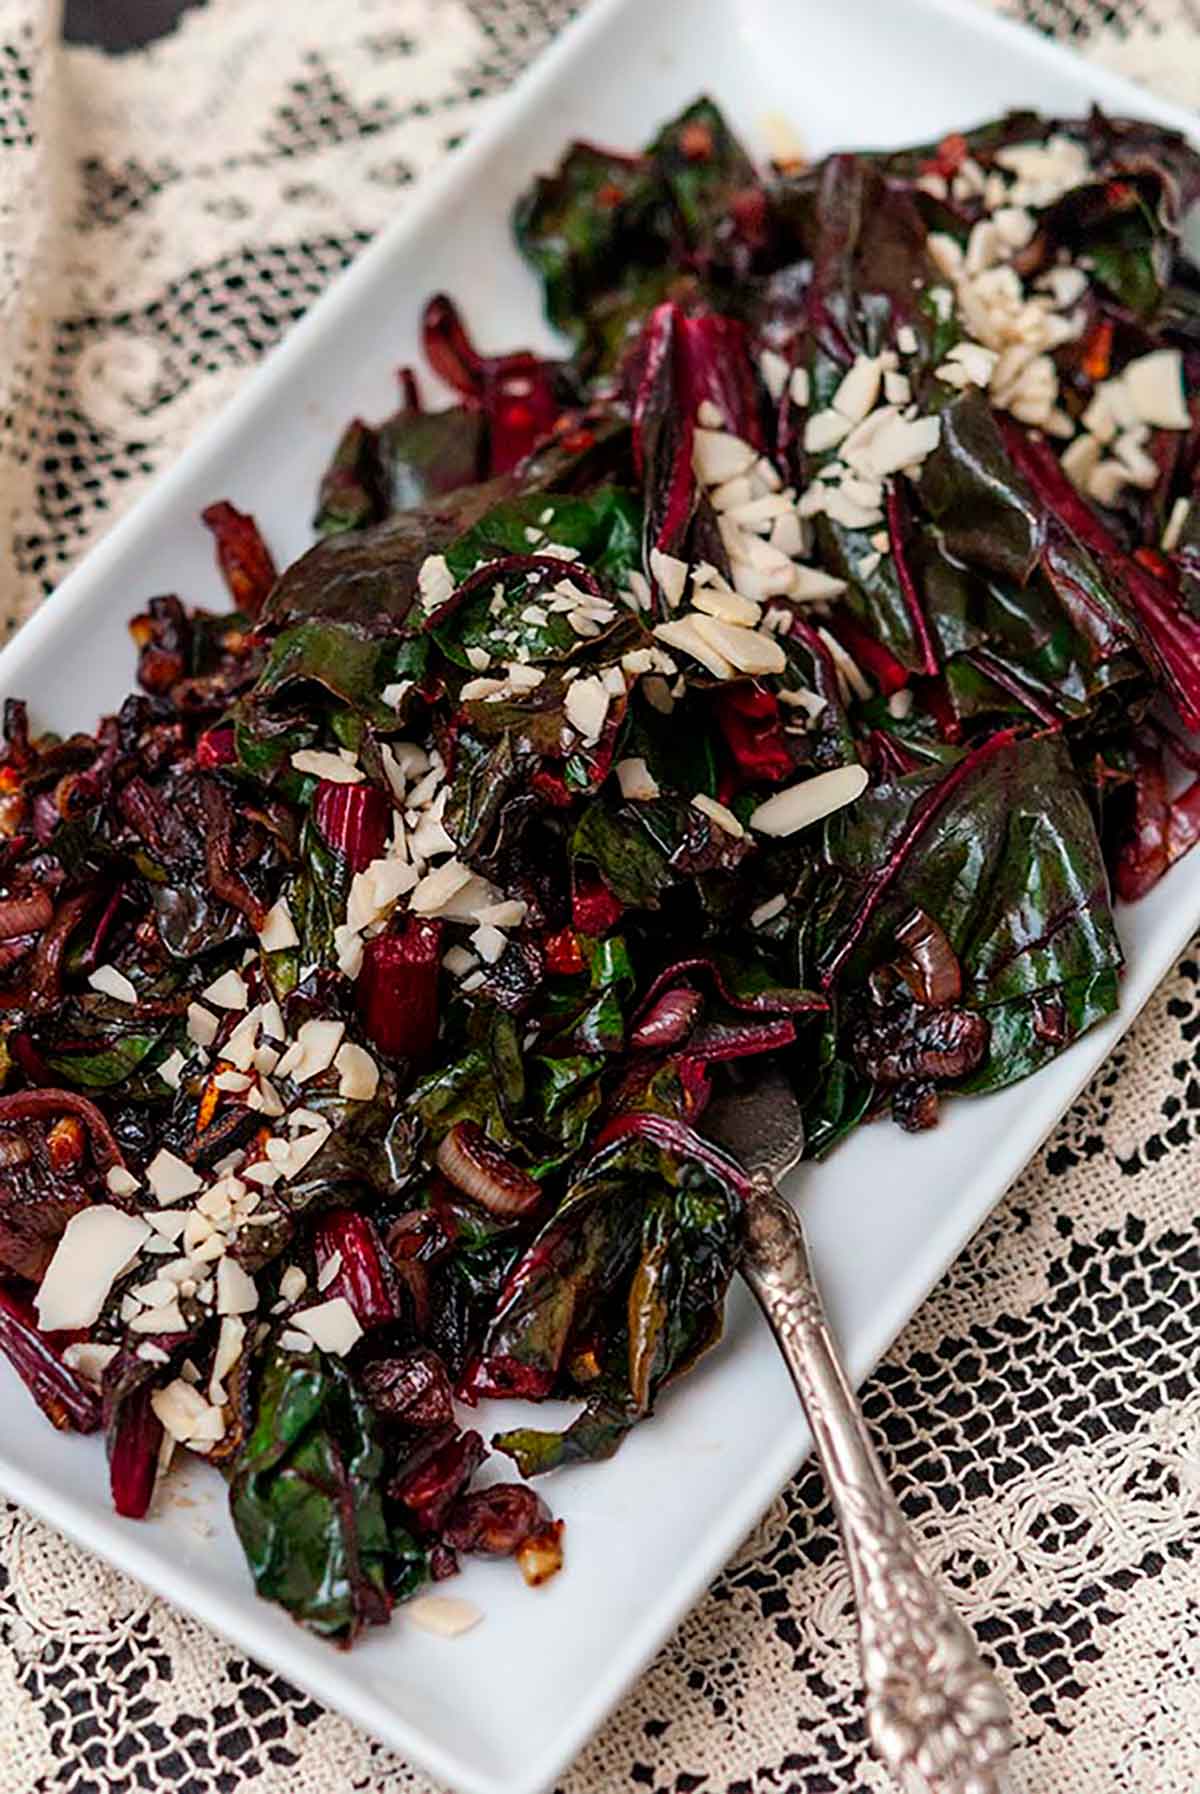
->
[1,1,1199,1789]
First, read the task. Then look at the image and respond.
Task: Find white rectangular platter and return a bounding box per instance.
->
[2,3,1198,1791]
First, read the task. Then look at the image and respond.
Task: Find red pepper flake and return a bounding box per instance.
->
[557,426,596,456]
[195,1075,222,1135]
[571,867,623,937]
[1082,319,1114,383]
[1134,545,1175,583]
[595,180,626,209]
[544,927,584,976]
[919,131,968,179]
[46,1116,85,1175]
[679,121,714,162]
[195,726,236,769]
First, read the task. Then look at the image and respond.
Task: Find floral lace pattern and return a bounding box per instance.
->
[2,0,1200,1789]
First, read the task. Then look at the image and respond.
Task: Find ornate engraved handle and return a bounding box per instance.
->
[741,1173,1013,1794]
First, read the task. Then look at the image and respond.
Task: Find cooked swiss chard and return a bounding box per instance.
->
[1,96,1199,1647]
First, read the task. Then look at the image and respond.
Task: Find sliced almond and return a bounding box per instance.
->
[759,348,789,402]
[147,1148,203,1205]
[63,1341,119,1388]
[417,553,454,610]
[615,756,660,802]
[564,675,611,746]
[470,924,507,965]
[649,547,689,608]
[691,585,762,627]
[335,1041,379,1102]
[474,899,526,929]
[1061,433,1102,491]
[88,964,138,1005]
[216,1257,258,1316]
[410,858,473,917]
[35,1207,151,1331]
[1163,496,1191,553]
[749,764,870,837]
[203,969,249,1011]
[690,614,786,675]
[210,1315,246,1406]
[692,794,745,838]
[831,354,883,424]
[1122,347,1189,431]
[406,1594,483,1638]
[818,627,872,702]
[187,1002,220,1048]
[259,899,299,952]
[276,1018,345,1085]
[653,617,735,680]
[293,1296,363,1356]
[152,1378,226,1447]
[290,750,363,784]
[803,408,853,454]
[820,486,884,531]
[692,427,757,485]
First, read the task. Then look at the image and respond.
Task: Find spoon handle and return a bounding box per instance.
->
[740,1172,1013,1794]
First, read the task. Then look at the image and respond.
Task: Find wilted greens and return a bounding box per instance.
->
[2,95,1200,1647]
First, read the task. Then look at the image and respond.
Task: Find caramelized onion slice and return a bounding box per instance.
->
[435,1122,541,1218]
[893,907,962,1007]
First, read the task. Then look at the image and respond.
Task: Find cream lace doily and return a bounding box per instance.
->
[2,1,1200,1790]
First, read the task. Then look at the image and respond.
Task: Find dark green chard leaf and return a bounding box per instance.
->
[821,731,1123,1086]
[275,1087,418,1215]
[623,689,718,798]
[253,622,403,727]
[430,488,643,672]
[513,97,759,370]
[289,814,351,969]
[648,97,759,246]
[513,140,673,359]
[443,729,533,862]
[525,1051,605,1172]
[959,966,1121,1093]
[776,152,941,362]
[443,488,643,590]
[571,802,672,909]
[800,1016,874,1160]
[313,418,382,537]
[816,515,933,674]
[43,1032,164,1091]
[263,479,516,632]
[1039,177,1166,318]
[488,1132,743,1469]
[497,1397,635,1477]
[232,712,313,784]
[230,1341,411,1642]
[315,399,487,537]
[414,1043,518,1148]
[919,390,1135,669]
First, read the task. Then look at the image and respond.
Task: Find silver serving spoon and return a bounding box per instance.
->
[702,1064,1013,1794]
